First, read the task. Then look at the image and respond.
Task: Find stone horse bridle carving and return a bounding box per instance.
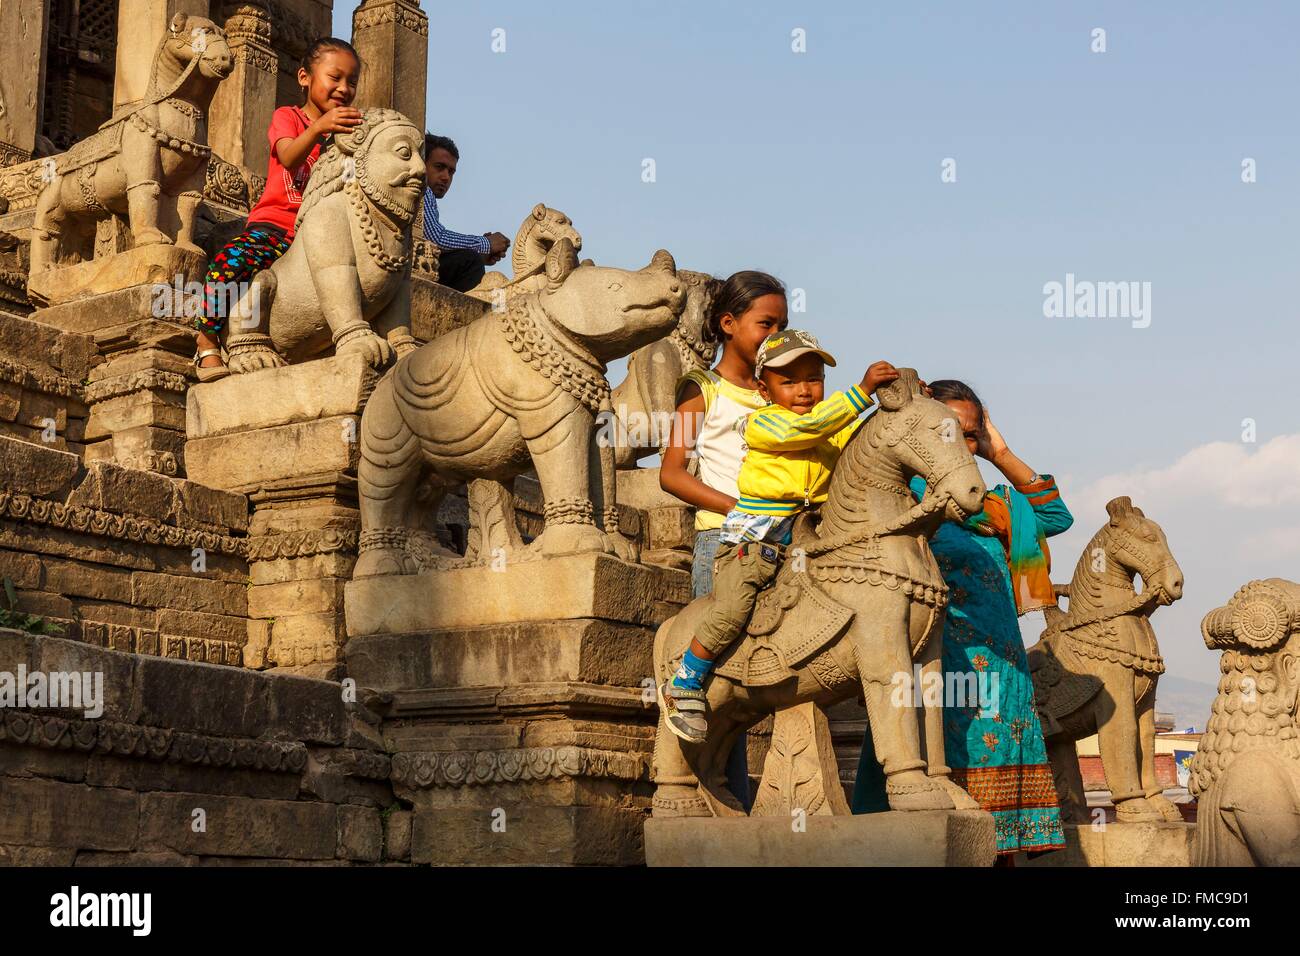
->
[651,369,988,817]
[1027,496,1184,823]
[28,13,233,286]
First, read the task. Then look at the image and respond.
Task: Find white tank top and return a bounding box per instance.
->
[678,368,767,530]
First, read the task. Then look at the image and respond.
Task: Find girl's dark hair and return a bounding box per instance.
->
[705,270,786,343]
[927,379,985,430]
[301,37,360,74]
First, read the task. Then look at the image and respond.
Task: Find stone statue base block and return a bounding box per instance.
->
[644,810,997,867]
[27,245,207,309]
[345,553,690,636]
[1019,822,1194,867]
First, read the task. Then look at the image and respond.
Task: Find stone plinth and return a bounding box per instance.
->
[1019,822,1195,867]
[345,552,689,635]
[26,245,206,310]
[616,465,694,571]
[34,281,203,476]
[645,810,997,866]
[346,551,689,865]
[187,354,380,678]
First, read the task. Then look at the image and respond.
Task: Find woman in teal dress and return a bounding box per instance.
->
[852,380,1069,860]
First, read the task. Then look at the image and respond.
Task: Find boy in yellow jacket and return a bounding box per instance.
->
[660,329,899,743]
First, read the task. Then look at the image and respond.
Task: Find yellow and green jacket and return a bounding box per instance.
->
[736,385,872,517]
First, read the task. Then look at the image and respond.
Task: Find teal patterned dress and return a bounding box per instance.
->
[853,474,1071,855]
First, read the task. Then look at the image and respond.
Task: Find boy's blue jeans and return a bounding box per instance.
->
[692,529,752,811]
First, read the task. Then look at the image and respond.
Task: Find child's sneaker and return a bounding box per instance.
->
[658,679,708,744]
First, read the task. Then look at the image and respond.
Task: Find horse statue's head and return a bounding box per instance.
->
[1092,496,1184,606]
[155,12,233,90]
[830,368,986,526]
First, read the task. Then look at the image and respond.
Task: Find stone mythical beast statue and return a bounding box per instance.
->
[651,370,988,817]
[353,238,685,574]
[222,109,426,373]
[466,203,583,302]
[1027,497,1184,823]
[28,13,233,292]
[1190,578,1300,866]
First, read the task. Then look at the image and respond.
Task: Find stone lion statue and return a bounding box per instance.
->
[353,238,685,575]
[223,108,425,373]
[1190,578,1300,866]
[28,13,233,289]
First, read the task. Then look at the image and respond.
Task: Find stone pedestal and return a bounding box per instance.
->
[346,554,691,865]
[1019,822,1195,867]
[33,281,200,475]
[351,0,429,130]
[616,465,694,571]
[645,810,996,866]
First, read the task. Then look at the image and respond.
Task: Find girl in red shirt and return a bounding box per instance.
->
[193,37,364,381]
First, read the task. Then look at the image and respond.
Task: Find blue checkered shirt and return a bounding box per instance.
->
[421,187,490,254]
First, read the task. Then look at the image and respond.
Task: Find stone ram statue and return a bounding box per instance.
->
[1191,578,1300,865]
[223,109,425,373]
[353,238,685,575]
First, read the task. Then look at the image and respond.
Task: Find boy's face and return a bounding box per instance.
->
[758,352,826,415]
[425,147,457,198]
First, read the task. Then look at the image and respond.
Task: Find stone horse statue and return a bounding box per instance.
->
[1190,578,1300,865]
[467,203,583,302]
[28,12,233,286]
[651,369,988,817]
[1027,496,1184,823]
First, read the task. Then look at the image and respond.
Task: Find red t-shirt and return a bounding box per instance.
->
[245,106,327,238]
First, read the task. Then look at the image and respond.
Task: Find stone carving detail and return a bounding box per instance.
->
[1027,496,1184,824]
[222,109,424,373]
[352,0,430,37]
[245,527,359,561]
[610,269,720,467]
[749,702,851,817]
[75,620,242,666]
[84,369,189,404]
[0,159,47,213]
[0,357,81,399]
[390,746,647,789]
[28,14,234,284]
[0,491,245,556]
[466,204,582,303]
[650,369,988,818]
[0,709,308,772]
[1190,578,1300,865]
[353,239,685,575]
[204,154,263,210]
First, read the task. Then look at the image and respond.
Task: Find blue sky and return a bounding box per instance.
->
[334,1,1299,693]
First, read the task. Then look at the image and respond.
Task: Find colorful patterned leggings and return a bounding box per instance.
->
[196,223,291,335]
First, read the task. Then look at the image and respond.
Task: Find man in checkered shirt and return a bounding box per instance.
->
[422,133,511,292]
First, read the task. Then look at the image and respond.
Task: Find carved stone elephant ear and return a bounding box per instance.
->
[1106,496,1134,525]
[545,237,580,291]
[875,367,922,411]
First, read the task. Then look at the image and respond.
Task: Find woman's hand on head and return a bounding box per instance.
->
[978,412,1012,462]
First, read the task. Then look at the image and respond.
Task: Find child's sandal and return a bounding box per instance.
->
[658,679,709,744]
[193,348,230,383]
